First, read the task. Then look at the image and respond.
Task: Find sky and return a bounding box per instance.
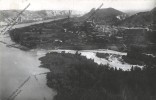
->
[0,0,155,12]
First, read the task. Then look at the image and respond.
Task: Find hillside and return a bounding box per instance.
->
[118,7,156,27]
[79,7,128,25]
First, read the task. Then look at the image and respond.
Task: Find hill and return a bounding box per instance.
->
[118,7,156,27]
[79,7,128,25]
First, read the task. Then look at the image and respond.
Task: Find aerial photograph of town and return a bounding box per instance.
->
[0,0,156,100]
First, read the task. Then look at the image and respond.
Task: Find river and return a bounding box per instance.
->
[0,19,63,100]
[0,34,56,100]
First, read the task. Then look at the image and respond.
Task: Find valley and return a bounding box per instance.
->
[1,5,156,100]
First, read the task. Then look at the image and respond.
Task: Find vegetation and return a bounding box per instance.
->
[9,18,124,50]
[96,52,110,60]
[122,43,156,66]
[39,52,156,100]
[123,51,156,65]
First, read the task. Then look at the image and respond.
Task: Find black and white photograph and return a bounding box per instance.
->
[0,0,156,100]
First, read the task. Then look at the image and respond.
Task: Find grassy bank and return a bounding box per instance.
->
[39,52,156,100]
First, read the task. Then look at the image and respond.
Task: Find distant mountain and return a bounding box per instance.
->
[118,7,156,27]
[0,10,82,25]
[79,7,128,25]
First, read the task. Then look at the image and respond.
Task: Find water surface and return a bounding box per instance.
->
[0,35,56,100]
